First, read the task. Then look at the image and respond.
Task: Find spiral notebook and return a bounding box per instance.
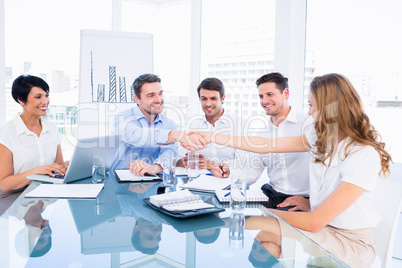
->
[215,189,269,203]
[144,189,225,218]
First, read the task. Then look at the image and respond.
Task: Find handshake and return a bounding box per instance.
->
[166,130,212,152]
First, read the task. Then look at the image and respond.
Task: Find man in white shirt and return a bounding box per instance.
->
[178,77,248,175]
[217,73,312,211]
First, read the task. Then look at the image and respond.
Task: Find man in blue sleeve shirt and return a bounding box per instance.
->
[111,73,178,175]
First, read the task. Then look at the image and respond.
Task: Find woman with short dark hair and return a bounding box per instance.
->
[0,75,68,198]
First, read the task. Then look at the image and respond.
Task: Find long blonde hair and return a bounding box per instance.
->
[310,73,391,176]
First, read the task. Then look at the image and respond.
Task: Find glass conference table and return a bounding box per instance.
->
[0,172,348,268]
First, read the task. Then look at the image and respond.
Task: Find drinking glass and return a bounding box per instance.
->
[162,154,176,186]
[229,212,245,249]
[230,177,247,212]
[187,152,199,179]
[92,155,105,183]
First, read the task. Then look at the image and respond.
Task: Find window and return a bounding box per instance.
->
[200,0,276,117]
[306,0,402,161]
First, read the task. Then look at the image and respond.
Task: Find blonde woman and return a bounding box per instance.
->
[181,73,391,267]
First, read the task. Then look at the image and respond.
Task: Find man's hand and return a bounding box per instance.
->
[277,196,311,212]
[167,130,210,151]
[211,162,230,178]
[177,153,208,169]
[129,160,161,175]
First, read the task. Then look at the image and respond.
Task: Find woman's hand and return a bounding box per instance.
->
[63,161,70,170]
[277,196,311,212]
[32,163,67,177]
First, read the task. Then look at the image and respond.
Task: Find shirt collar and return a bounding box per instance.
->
[201,110,229,127]
[14,114,48,136]
[269,107,298,126]
[132,105,163,124]
[285,107,298,123]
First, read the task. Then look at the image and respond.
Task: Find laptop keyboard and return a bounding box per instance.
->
[53,172,65,179]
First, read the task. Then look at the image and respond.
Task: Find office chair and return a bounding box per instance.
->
[372,179,402,268]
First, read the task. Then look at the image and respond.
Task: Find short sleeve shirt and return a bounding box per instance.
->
[0,115,62,176]
[305,127,381,229]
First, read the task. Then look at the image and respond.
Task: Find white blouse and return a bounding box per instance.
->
[306,127,381,230]
[0,114,62,176]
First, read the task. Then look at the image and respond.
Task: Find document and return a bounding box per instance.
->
[179,174,231,193]
[114,169,161,183]
[149,190,214,212]
[174,167,211,177]
[24,184,104,199]
[215,189,269,203]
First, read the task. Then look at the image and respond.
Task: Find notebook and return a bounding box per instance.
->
[27,135,119,184]
[149,190,214,211]
[24,184,104,199]
[179,174,231,193]
[174,167,211,177]
[144,189,225,218]
[215,189,269,203]
[114,169,161,183]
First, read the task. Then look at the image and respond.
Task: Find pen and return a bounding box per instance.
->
[224,192,230,197]
[220,160,224,176]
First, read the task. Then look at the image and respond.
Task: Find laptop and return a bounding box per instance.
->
[27,135,120,184]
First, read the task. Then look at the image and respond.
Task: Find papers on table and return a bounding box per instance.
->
[174,167,211,177]
[114,169,161,183]
[179,174,231,193]
[24,184,104,199]
[215,189,269,203]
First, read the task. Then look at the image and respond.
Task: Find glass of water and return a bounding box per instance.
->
[229,212,245,249]
[162,154,176,186]
[230,177,247,212]
[92,155,105,183]
[187,152,199,180]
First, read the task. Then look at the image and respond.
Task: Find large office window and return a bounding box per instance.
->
[4,0,111,151]
[120,0,192,129]
[200,0,276,119]
[306,0,402,162]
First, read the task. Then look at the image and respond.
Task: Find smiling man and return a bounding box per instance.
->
[111,73,177,175]
[217,73,312,211]
[177,77,249,177]
[252,73,311,210]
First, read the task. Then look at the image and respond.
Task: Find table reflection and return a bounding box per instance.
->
[1,172,349,268]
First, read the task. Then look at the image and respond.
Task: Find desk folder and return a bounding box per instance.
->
[144,189,224,218]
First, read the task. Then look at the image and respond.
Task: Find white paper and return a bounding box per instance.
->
[215,189,269,203]
[24,184,104,199]
[174,167,211,176]
[179,174,231,193]
[115,169,160,182]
